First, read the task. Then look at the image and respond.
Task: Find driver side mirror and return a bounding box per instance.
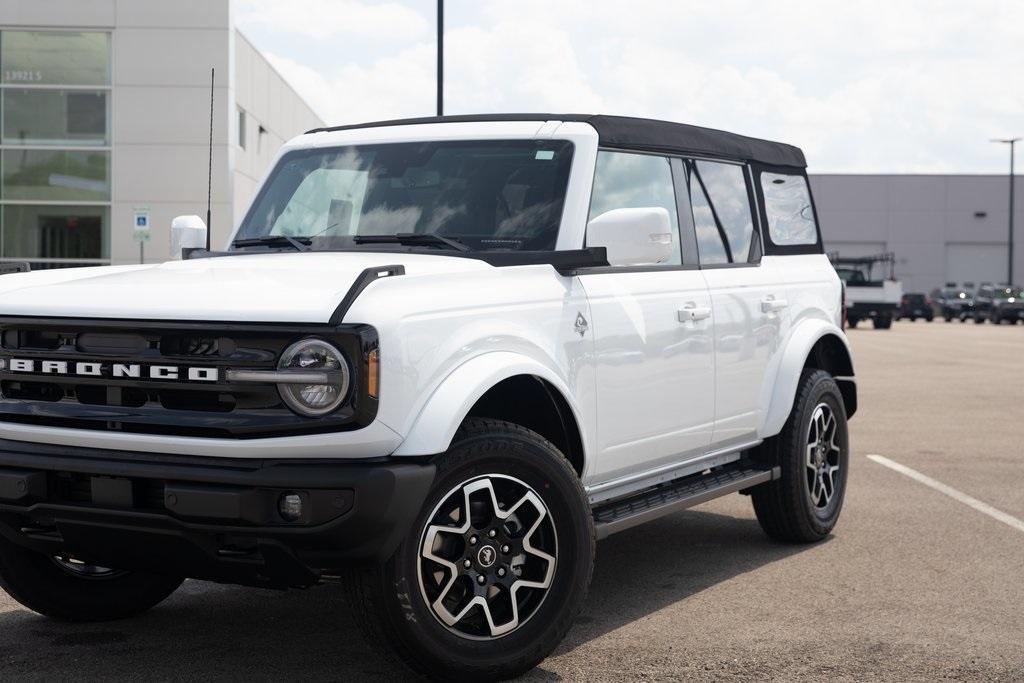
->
[170,215,208,260]
[586,207,674,266]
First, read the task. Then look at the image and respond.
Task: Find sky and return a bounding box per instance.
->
[235,0,1024,174]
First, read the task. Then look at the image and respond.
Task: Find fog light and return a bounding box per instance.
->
[278,492,303,522]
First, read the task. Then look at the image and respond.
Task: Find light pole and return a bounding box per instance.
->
[436,0,444,116]
[991,137,1020,285]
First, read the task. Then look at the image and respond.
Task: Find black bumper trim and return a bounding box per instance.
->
[0,440,435,588]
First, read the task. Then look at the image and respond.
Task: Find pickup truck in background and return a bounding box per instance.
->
[830,253,902,329]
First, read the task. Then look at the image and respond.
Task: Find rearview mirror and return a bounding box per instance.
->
[170,215,208,260]
[586,207,674,266]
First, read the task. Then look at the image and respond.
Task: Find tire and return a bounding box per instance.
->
[0,535,183,622]
[345,418,595,681]
[872,315,892,329]
[944,313,953,322]
[751,369,849,543]
[925,315,933,322]
[846,316,859,329]
[909,315,917,322]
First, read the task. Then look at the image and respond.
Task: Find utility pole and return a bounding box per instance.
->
[436,0,444,116]
[991,137,1020,284]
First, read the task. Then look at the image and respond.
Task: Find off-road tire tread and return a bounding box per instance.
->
[751,369,846,543]
[345,417,594,681]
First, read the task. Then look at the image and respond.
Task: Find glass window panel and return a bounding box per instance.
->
[2,149,110,201]
[1,31,111,85]
[688,166,729,265]
[695,160,755,262]
[588,150,682,265]
[2,204,109,260]
[761,172,818,246]
[2,89,109,146]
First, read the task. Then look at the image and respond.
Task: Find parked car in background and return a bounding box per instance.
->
[931,283,975,322]
[896,293,933,322]
[830,253,902,329]
[974,284,1024,324]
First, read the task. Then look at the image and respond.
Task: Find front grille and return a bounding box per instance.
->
[0,318,378,438]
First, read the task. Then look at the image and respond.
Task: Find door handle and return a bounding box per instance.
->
[678,302,712,322]
[760,296,789,313]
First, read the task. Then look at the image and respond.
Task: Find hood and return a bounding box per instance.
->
[0,252,489,323]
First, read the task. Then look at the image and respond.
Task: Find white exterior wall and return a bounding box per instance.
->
[232,32,323,228]
[811,174,1024,292]
[0,0,322,265]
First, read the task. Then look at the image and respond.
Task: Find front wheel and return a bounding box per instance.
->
[0,536,183,622]
[751,369,849,543]
[873,315,892,329]
[346,418,595,681]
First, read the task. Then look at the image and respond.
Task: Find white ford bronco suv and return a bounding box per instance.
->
[0,115,854,680]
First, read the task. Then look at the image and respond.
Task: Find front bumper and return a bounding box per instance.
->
[0,438,434,588]
[846,302,898,318]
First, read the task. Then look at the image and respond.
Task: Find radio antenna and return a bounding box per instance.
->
[206,67,215,252]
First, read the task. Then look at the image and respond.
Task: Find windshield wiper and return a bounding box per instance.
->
[353,233,470,252]
[232,235,311,252]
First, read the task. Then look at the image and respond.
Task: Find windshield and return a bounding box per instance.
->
[234,140,574,251]
[835,267,868,285]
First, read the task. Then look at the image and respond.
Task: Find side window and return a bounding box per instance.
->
[588,150,682,266]
[686,165,729,265]
[693,160,755,263]
[761,172,818,245]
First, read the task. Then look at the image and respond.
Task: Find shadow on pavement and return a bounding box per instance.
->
[0,508,815,681]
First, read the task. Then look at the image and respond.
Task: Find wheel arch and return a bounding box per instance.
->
[391,352,589,477]
[759,320,856,439]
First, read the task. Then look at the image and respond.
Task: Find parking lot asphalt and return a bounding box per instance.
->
[1,319,1022,681]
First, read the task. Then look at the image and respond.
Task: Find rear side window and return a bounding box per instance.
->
[686,160,755,265]
[588,150,682,266]
[761,172,818,246]
[686,164,729,265]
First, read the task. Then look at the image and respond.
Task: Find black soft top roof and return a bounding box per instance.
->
[306,113,807,169]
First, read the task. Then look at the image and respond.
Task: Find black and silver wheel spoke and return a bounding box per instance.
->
[418,475,557,640]
[805,403,842,509]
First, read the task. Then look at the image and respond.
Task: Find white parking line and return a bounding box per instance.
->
[867,454,1024,534]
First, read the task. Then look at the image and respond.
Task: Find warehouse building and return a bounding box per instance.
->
[811,174,1022,294]
[0,0,322,269]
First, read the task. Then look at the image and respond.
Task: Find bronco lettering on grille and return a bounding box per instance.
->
[0,358,219,382]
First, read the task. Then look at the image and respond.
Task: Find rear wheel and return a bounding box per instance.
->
[872,315,892,329]
[944,312,953,322]
[752,369,849,543]
[0,536,183,622]
[345,418,594,681]
[846,316,859,329]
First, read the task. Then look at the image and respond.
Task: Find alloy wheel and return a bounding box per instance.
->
[805,403,842,510]
[417,474,557,640]
[51,555,127,580]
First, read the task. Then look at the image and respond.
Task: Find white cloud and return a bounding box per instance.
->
[237,0,1024,172]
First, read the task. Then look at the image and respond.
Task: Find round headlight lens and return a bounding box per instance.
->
[277,339,349,416]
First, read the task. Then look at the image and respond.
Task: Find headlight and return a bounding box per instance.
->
[276,339,350,416]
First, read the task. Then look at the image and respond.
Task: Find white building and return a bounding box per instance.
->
[0,0,323,269]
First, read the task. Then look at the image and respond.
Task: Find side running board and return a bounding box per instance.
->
[592,462,780,540]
